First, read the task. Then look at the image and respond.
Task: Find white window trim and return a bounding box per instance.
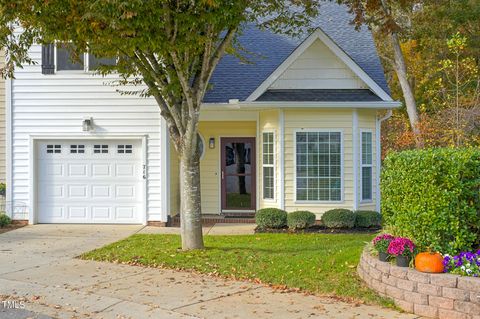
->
[262,130,276,201]
[293,128,344,204]
[360,129,373,203]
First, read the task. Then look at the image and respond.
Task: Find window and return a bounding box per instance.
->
[296,131,342,202]
[88,55,117,70]
[262,132,275,200]
[46,145,61,154]
[56,43,116,72]
[117,144,133,154]
[94,145,108,154]
[361,131,373,201]
[70,145,85,154]
[56,44,84,71]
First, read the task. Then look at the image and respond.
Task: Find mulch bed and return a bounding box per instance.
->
[0,224,25,234]
[255,225,381,234]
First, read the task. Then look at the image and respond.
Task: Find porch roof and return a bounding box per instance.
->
[256,89,382,102]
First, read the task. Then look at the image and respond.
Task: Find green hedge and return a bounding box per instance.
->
[381,148,480,254]
[321,209,356,229]
[355,211,381,228]
[255,208,287,229]
[0,213,11,228]
[287,211,316,230]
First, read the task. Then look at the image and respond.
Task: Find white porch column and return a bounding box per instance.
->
[352,109,359,211]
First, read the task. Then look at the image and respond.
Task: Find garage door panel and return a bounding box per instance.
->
[92,164,111,177]
[92,185,112,198]
[68,164,88,177]
[68,206,88,219]
[115,207,136,219]
[92,207,111,219]
[37,140,143,224]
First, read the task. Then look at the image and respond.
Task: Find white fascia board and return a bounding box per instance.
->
[202,101,401,110]
[245,28,394,102]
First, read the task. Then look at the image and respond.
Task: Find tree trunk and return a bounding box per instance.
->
[390,32,423,148]
[179,146,204,250]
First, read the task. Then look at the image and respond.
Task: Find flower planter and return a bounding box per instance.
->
[396,255,410,267]
[379,252,389,262]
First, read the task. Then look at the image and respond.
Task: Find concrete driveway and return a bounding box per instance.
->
[0,225,418,319]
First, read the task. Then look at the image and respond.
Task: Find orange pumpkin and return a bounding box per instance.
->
[415,252,444,273]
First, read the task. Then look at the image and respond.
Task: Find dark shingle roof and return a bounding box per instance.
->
[257,89,382,102]
[203,2,390,103]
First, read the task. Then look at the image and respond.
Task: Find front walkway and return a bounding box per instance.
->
[0,225,418,319]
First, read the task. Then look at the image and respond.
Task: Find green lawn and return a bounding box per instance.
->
[81,233,392,306]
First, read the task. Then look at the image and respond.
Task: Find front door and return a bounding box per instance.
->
[221,138,256,212]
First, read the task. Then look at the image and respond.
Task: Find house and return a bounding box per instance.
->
[5,2,399,225]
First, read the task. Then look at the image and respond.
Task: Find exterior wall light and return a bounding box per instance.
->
[82,117,94,132]
[209,137,215,149]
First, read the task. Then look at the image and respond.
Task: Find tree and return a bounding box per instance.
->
[339,0,424,147]
[0,0,318,250]
[377,1,480,154]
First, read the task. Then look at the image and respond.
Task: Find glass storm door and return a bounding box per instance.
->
[221,138,256,211]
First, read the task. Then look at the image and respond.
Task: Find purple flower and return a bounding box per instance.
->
[387,237,415,257]
[444,249,480,277]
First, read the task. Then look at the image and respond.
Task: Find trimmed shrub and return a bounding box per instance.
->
[355,210,382,228]
[255,208,287,229]
[381,148,480,255]
[321,209,355,229]
[0,213,11,228]
[287,211,316,230]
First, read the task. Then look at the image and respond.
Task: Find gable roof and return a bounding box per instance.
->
[203,1,391,103]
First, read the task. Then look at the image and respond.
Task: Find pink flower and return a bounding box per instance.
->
[372,234,395,245]
[388,237,415,257]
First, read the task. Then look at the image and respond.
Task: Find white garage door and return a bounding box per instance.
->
[37,140,143,224]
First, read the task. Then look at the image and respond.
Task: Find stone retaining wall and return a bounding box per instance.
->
[358,250,480,319]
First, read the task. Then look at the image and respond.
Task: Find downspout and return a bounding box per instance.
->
[375,110,393,212]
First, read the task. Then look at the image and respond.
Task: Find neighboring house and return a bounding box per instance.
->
[5,2,399,225]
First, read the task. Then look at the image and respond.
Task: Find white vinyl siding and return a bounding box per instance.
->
[361,131,373,201]
[10,44,165,221]
[262,132,275,200]
[295,131,342,202]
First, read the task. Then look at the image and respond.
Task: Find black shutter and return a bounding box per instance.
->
[41,44,55,74]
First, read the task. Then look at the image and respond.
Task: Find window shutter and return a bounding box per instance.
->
[41,44,55,74]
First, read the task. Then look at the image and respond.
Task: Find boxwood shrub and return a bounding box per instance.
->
[355,210,382,228]
[381,148,480,254]
[321,209,355,229]
[255,208,287,229]
[0,213,11,228]
[287,211,316,230]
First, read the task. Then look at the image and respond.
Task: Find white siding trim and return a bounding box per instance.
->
[279,110,285,210]
[246,28,393,102]
[161,119,169,222]
[293,128,345,204]
[352,110,359,210]
[5,77,12,217]
[375,116,381,212]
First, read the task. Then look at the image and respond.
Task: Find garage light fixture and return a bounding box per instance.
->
[82,117,94,132]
